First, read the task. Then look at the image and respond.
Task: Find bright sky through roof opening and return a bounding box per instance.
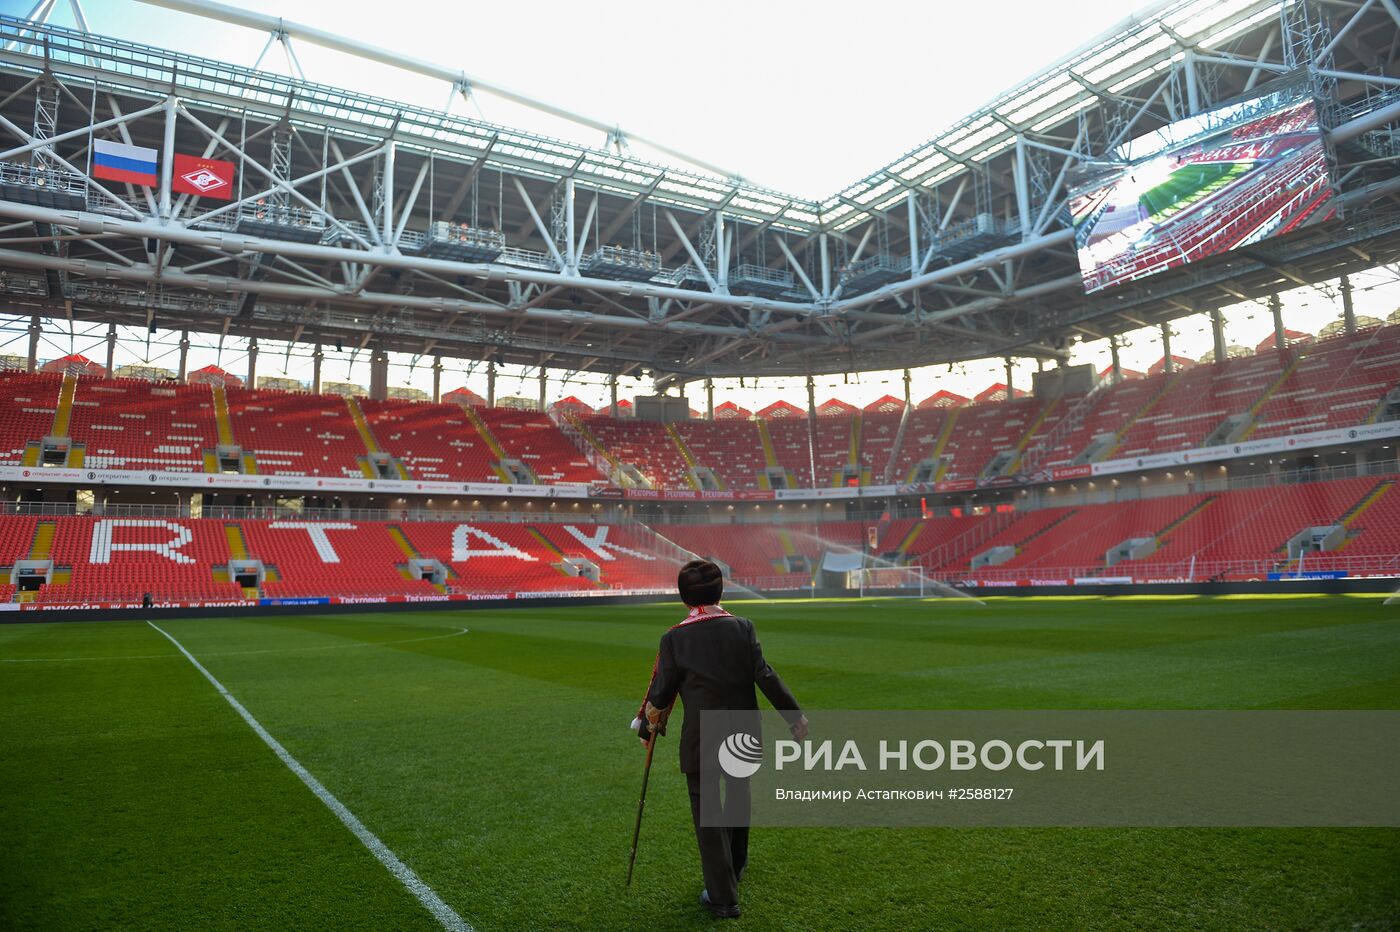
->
[45,0,1142,198]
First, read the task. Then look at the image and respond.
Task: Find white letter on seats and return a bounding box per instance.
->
[452,524,534,562]
[90,519,195,565]
[561,525,654,561]
[269,522,356,563]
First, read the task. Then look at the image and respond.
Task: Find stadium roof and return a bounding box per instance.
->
[0,0,1395,385]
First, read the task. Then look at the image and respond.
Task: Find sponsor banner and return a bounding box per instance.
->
[19,599,249,611]
[1266,571,1348,581]
[773,487,861,501]
[258,597,330,606]
[1074,576,1135,585]
[1086,420,1400,479]
[171,153,235,200]
[636,488,776,502]
[932,479,978,493]
[0,465,595,500]
[1050,465,1094,480]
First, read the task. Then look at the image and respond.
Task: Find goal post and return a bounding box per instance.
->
[855,565,981,603]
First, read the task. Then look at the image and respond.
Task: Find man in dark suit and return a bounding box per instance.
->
[633,559,808,919]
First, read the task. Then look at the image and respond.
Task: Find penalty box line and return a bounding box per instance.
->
[147,621,472,932]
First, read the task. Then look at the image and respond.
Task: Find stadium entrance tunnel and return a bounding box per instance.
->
[560,556,599,582]
[407,558,449,586]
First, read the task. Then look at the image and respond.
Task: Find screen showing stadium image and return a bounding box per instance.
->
[1070,91,1338,294]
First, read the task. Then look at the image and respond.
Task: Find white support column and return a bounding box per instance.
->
[1210,308,1227,363]
[105,323,116,376]
[1341,275,1356,333]
[369,347,388,400]
[1004,358,1014,396]
[159,94,177,220]
[537,366,547,412]
[902,368,911,406]
[574,193,597,265]
[312,344,323,394]
[564,177,576,273]
[1109,335,1122,384]
[486,361,497,408]
[819,234,831,299]
[247,337,258,388]
[1270,293,1286,350]
[610,373,620,417]
[1161,324,1174,373]
[381,140,395,247]
[178,330,190,382]
[1184,51,1201,114]
[1014,136,1031,240]
[26,316,40,372]
[715,211,728,290]
[705,377,714,420]
[906,190,920,280]
[431,355,442,404]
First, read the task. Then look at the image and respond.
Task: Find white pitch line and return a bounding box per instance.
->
[2,625,470,663]
[147,621,473,932]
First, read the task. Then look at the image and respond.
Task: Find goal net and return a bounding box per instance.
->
[855,565,982,603]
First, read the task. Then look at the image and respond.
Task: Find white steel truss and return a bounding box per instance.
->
[0,0,1393,384]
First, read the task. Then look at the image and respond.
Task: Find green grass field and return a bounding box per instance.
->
[1140,163,1250,220]
[2,597,1398,930]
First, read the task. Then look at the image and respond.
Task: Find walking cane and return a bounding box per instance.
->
[626,729,658,886]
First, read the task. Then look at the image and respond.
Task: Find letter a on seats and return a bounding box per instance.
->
[452,524,535,562]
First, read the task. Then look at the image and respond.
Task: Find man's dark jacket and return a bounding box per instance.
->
[646,611,801,773]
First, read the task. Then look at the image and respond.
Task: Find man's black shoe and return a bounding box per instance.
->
[699,890,741,919]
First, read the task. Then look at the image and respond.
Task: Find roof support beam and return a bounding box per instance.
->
[133,0,744,180]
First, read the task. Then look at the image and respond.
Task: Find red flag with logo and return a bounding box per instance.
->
[171,153,235,200]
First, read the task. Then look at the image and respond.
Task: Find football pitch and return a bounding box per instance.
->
[2,596,1398,930]
[1140,163,1250,220]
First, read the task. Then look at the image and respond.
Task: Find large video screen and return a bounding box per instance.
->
[1070,91,1337,294]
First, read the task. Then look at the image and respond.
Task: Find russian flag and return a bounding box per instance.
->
[92,139,158,187]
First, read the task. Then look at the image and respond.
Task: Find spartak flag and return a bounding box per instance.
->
[172,153,234,200]
[92,139,158,186]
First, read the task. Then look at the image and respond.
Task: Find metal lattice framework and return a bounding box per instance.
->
[0,0,1396,388]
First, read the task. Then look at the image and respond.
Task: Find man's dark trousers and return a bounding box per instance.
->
[686,769,750,908]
